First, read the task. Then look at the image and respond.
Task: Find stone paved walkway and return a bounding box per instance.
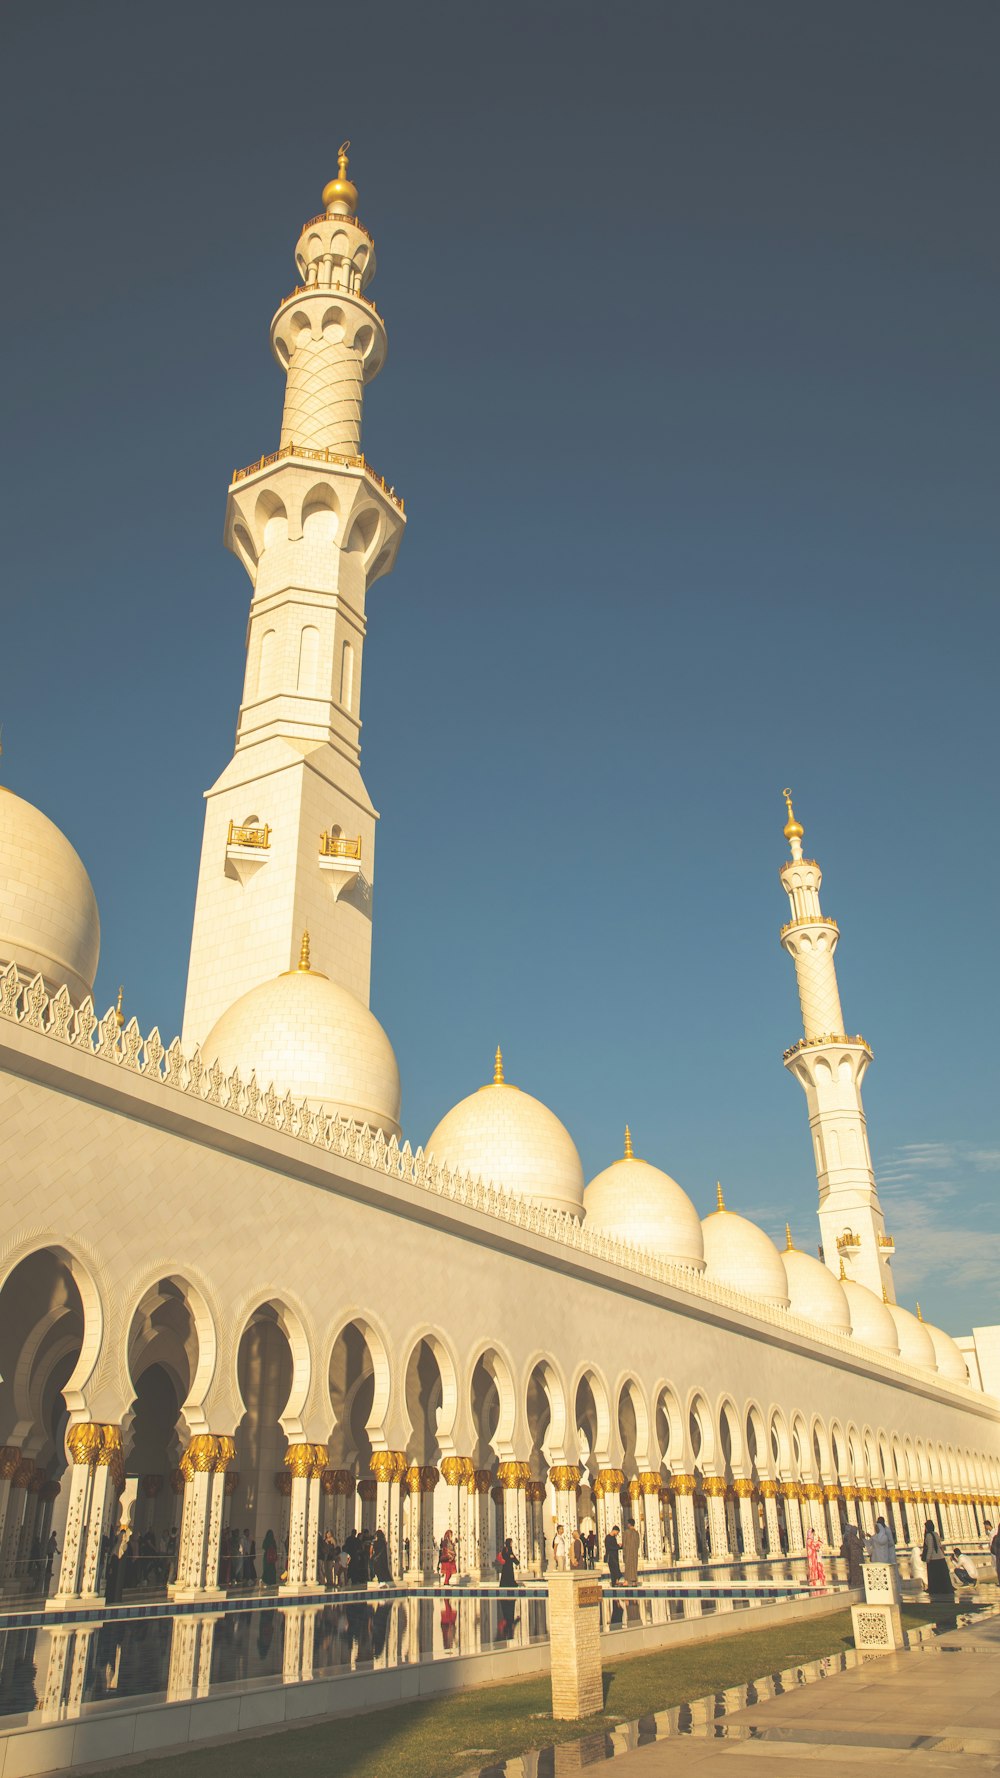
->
[588,1616,1000,1775]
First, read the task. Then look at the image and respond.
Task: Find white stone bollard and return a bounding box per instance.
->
[547,1570,604,1719]
[851,1560,903,1652]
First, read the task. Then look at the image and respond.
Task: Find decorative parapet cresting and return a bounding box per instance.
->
[0,956,968,1398]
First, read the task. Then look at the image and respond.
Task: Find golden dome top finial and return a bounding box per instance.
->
[785,1222,795,1251]
[322,139,359,217]
[882,1281,890,1304]
[115,984,124,1031]
[916,1300,924,1322]
[716,1181,726,1212]
[298,930,311,972]
[493,1045,504,1086]
[782,787,804,845]
[623,1125,635,1160]
[838,1256,847,1280]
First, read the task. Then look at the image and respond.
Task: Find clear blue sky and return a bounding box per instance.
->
[2,3,997,1335]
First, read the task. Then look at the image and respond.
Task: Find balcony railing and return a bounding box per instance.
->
[779,915,839,938]
[278,281,383,325]
[877,1232,896,1250]
[836,1231,861,1252]
[783,1033,873,1064]
[319,833,361,860]
[299,212,375,245]
[227,821,270,850]
[231,445,404,514]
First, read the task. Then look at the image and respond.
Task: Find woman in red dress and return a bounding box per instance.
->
[439,1528,457,1585]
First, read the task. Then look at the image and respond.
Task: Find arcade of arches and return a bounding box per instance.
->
[2,1247,998,1603]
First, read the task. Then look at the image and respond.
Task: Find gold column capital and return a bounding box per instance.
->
[549,1464,582,1490]
[670,1473,696,1496]
[496,1460,531,1488]
[440,1455,476,1487]
[370,1449,408,1484]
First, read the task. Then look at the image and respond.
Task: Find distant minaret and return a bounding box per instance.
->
[183,144,405,1047]
[778,791,895,1300]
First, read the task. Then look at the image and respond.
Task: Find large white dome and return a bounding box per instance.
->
[923,1320,968,1384]
[202,940,400,1135]
[782,1242,852,1332]
[701,1191,790,1305]
[887,1302,937,1371]
[842,1281,900,1355]
[584,1131,704,1268]
[0,786,100,1004]
[425,1050,584,1218]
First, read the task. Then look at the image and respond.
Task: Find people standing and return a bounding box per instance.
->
[622,1519,641,1587]
[990,1522,1000,1585]
[805,1526,826,1586]
[43,1532,59,1593]
[570,1527,584,1570]
[372,1527,392,1585]
[586,1528,597,1569]
[262,1528,278,1587]
[605,1524,622,1586]
[921,1520,953,1598]
[839,1522,863,1587]
[438,1527,457,1585]
[551,1524,566,1571]
[866,1516,896,1564]
[230,1529,243,1586]
[498,1535,518,1591]
[243,1529,257,1586]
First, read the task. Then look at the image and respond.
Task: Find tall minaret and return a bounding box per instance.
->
[183,145,405,1047]
[778,790,895,1301]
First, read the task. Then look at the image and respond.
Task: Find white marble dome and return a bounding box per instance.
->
[782,1242,852,1332]
[842,1280,900,1355]
[701,1191,790,1305]
[202,939,400,1135]
[887,1302,937,1371]
[425,1050,584,1219]
[0,785,100,1005]
[583,1131,705,1268]
[923,1321,969,1384]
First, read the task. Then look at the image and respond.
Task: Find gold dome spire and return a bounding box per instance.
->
[838,1256,847,1281]
[623,1125,635,1160]
[322,140,359,217]
[781,787,804,843]
[298,930,311,972]
[493,1045,504,1085]
[715,1181,726,1212]
[115,984,124,1031]
[916,1301,924,1322]
[785,1222,795,1251]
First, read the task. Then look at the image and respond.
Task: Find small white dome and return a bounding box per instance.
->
[425,1050,584,1218]
[584,1132,704,1268]
[782,1245,852,1332]
[887,1302,937,1371]
[203,941,400,1135]
[842,1281,900,1355]
[923,1322,968,1384]
[701,1193,790,1305]
[0,786,100,1004]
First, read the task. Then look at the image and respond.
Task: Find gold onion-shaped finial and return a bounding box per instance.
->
[493,1045,505,1085]
[298,930,311,972]
[785,1222,795,1251]
[322,139,359,216]
[782,787,804,843]
[115,984,124,1031]
[623,1125,635,1160]
[716,1181,726,1212]
[882,1281,890,1304]
[916,1301,924,1322]
[838,1256,847,1281]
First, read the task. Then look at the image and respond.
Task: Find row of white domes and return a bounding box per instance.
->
[0,788,966,1384]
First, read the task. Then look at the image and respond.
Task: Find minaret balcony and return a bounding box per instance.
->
[225,821,271,886]
[877,1232,896,1254]
[230,444,404,515]
[782,1032,873,1064]
[779,914,839,939]
[836,1230,862,1256]
[319,832,362,902]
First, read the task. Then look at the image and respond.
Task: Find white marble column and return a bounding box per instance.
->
[173,1436,233,1598]
[549,1465,581,1550]
[0,1448,29,1585]
[405,1466,439,1578]
[735,1481,759,1557]
[49,1425,123,1607]
[594,1469,625,1560]
[703,1479,731,1561]
[857,1492,876,1537]
[525,1480,546,1572]
[439,1457,474,1575]
[371,1452,407,1579]
[282,1444,325,1592]
[470,1472,493,1577]
[39,1624,99,1721]
[671,1478,699,1564]
[498,1462,531,1569]
[783,1486,806,1554]
[639,1475,665,1566]
[761,1482,782,1556]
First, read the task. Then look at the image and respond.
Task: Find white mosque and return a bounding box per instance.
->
[1,148,998,1607]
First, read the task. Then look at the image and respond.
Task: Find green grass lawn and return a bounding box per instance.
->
[97,1602,965,1778]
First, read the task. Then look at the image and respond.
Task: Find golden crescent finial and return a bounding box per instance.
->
[323,141,359,216]
[782,786,804,844]
[623,1125,634,1160]
[115,984,124,1031]
[493,1045,504,1085]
